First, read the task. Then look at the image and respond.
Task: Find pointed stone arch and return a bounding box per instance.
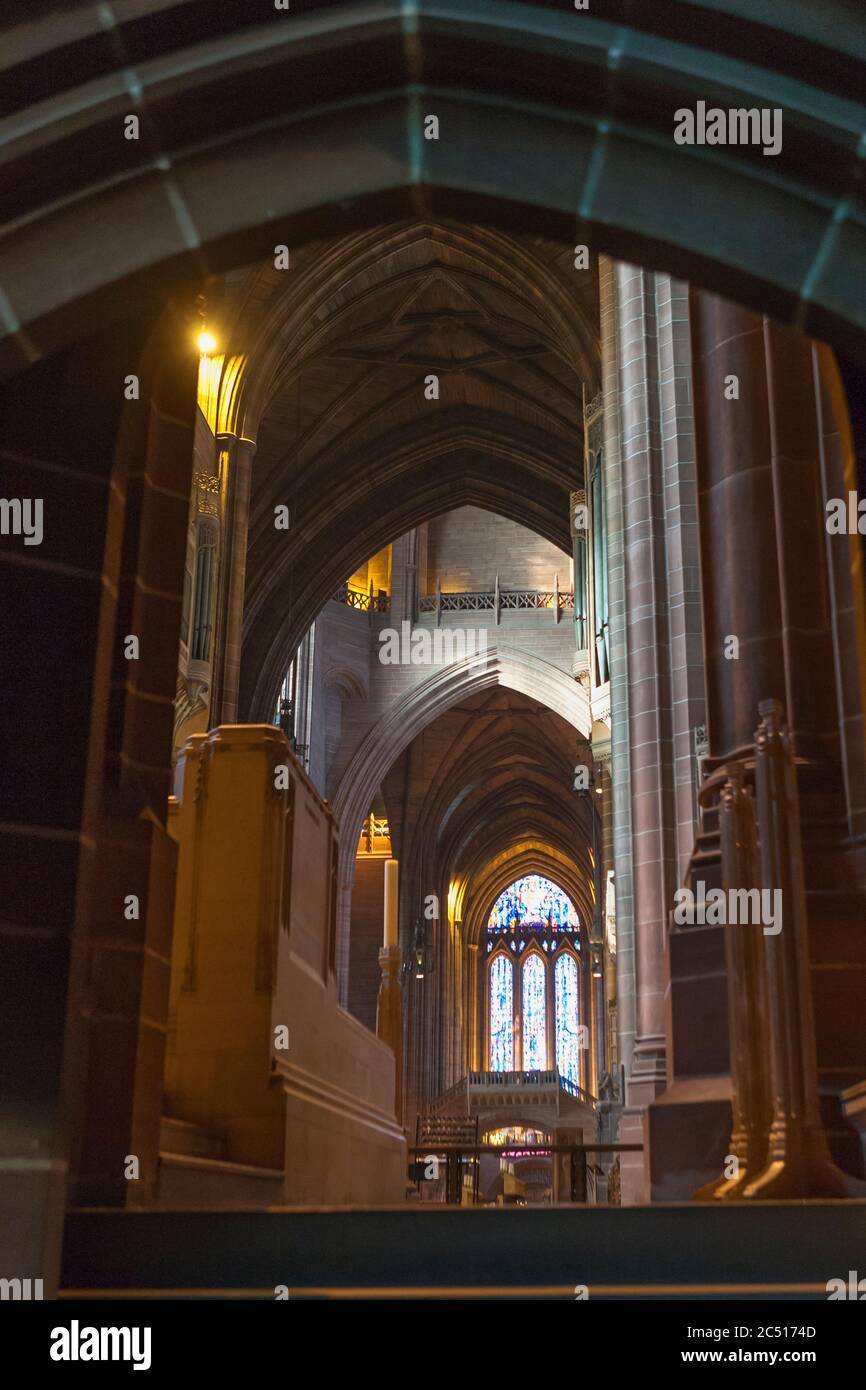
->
[245,449,580,721]
[332,642,591,997]
[463,847,592,948]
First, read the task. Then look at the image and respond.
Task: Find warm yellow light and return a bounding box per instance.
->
[447,877,465,926]
[198,331,217,355]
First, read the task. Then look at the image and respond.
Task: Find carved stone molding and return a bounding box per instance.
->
[173,672,210,739]
[194,471,220,516]
[591,693,612,729]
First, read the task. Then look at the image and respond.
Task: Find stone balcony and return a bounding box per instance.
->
[430,1069,597,1136]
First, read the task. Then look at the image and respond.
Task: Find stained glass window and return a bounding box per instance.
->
[487,875,578,934]
[555,952,581,1085]
[487,876,583,1077]
[489,953,514,1071]
[522,953,547,1070]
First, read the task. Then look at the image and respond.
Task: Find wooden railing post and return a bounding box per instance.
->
[694,700,863,1200]
[574,1148,588,1203]
[696,763,770,1199]
[742,699,856,1198]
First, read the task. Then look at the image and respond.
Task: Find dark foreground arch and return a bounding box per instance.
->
[1,0,865,375]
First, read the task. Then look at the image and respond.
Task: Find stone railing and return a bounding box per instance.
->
[331,582,389,613]
[468,1068,561,1088]
[418,582,574,624]
[430,1068,596,1113]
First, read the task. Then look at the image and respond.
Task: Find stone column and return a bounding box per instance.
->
[212,434,256,724]
[377,858,403,1122]
[593,752,621,1186]
[599,255,635,1086]
[466,942,480,1070]
[813,343,866,839]
[593,748,614,1081]
[0,302,197,1290]
[67,310,198,1215]
[614,263,669,1202]
[678,295,866,1188]
[390,528,419,626]
[377,948,404,1125]
[600,262,706,1203]
[689,294,840,768]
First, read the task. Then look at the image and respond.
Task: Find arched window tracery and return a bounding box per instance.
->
[522,952,547,1070]
[488,951,514,1072]
[554,951,582,1085]
[485,875,584,1081]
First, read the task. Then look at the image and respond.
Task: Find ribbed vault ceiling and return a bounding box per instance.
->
[224,219,597,716]
[381,687,595,936]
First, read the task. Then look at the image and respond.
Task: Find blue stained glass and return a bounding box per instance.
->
[488,875,579,933]
[522,954,547,1070]
[489,954,514,1071]
[555,952,581,1086]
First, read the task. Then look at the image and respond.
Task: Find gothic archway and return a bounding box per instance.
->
[331,643,593,996]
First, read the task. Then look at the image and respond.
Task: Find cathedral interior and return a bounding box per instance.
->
[3,0,866,1315]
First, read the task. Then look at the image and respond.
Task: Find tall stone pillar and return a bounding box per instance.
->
[0,300,198,1289]
[0,336,140,1292]
[599,256,635,1089]
[690,296,839,767]
[67,311,198,1215]
[212,434,256,724]
[377,858,403,1122]
[600,261,706,1203]
[466,942,480,1070]
[670,294,866,1191]
[813,344,866,840]
[592,750,614,1081]
[390,528,419,626]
